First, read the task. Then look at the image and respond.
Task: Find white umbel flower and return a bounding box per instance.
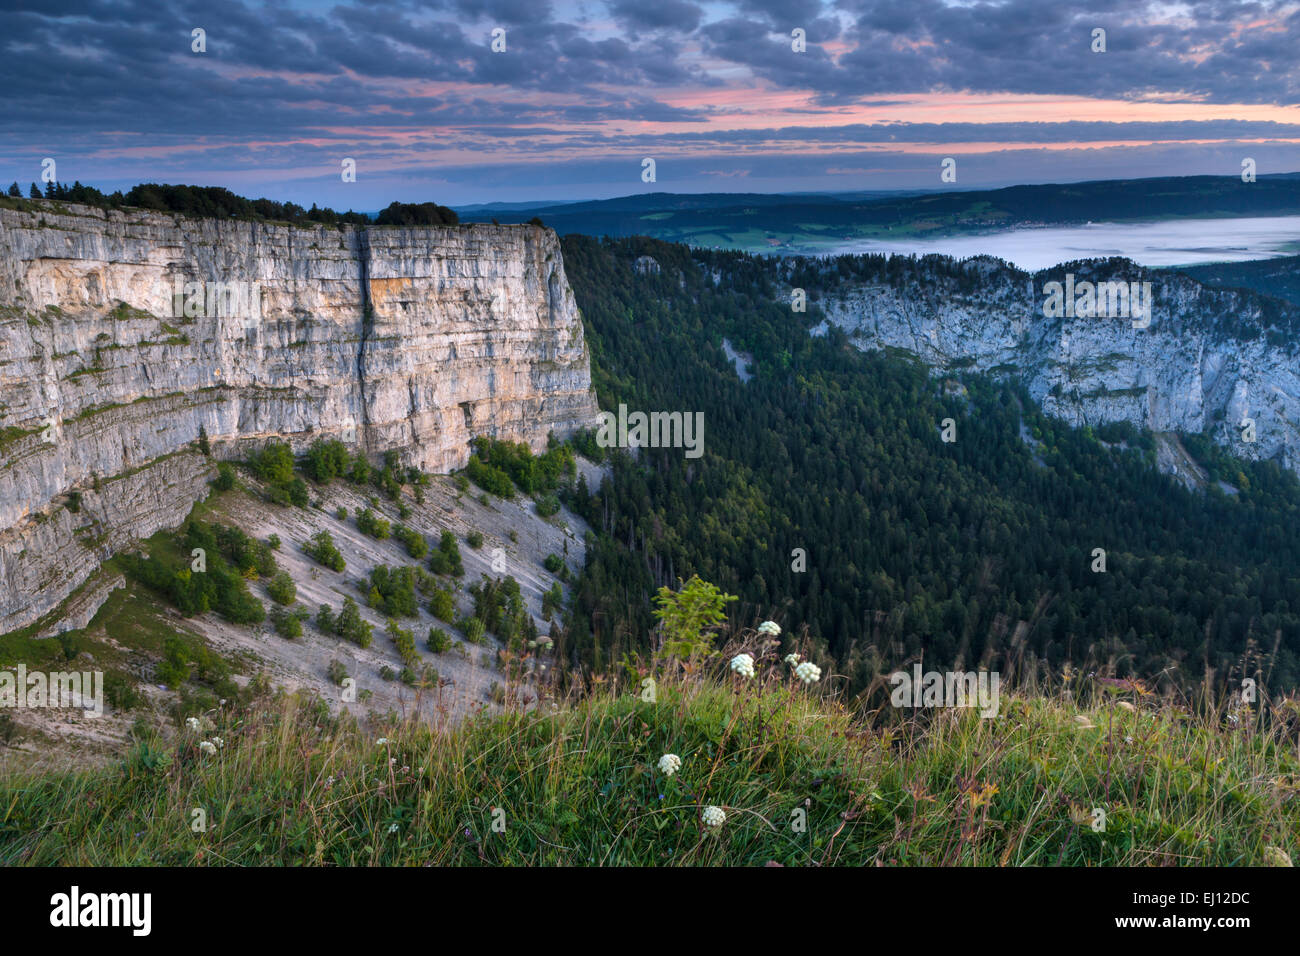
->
[794,661,822,684]
[657,753,682,776]
[198,740,217,755]
[185,717,200,731]
[701,805,726,828]
[784,653,801,666]
[729,653,755,679]
[757,621,781,637]
[376,737,389,745]
[212,736,225,749]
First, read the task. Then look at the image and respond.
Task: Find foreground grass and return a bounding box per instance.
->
[2,674,1297,866]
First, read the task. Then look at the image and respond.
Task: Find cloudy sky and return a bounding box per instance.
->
[2,0,1298,208]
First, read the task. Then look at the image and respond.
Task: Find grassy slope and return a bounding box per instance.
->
[2,663,1296,866]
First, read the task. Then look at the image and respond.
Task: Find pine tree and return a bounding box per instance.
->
[6,182,19,198]
[29,183,40,198]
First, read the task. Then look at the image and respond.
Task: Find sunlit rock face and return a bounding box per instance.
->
[0,201,598,633]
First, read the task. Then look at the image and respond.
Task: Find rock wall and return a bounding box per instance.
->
[807,255,1300,475]
[0,201,598,633]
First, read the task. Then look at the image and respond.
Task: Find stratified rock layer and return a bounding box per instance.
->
[0,201,597,633]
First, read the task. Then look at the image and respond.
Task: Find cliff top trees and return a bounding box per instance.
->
[374,201,459,226]
[12,178,448,229]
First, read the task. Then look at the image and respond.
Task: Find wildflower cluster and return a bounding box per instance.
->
[729,653,755,679]
[794,661,822,685]
[781,648,822,685]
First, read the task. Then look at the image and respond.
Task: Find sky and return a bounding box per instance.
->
[2,0,1299,208]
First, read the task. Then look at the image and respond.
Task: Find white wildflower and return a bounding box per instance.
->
[387,823,399,834]
[657,753,682,776]
[757,621,781,637]
[729,653,755,679]
[376,737,389,745]
[701,805,726,828]
[212,736,225,749]
[185,717,200,731]
[198,741,217,755]
[784,653,801,666]
[794,661,822,685]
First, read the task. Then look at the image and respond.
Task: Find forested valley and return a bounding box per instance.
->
[557,235,1300,701]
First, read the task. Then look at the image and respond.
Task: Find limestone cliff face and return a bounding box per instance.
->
[0,201,598,633]
[803,255,1300,476]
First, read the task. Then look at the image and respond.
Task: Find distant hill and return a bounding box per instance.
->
[459,175,1300,254]
[455,190,939,217]
[453,199,585,214]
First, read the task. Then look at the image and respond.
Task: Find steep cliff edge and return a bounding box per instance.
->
[803,255,1300,477]
[0,201,598,634]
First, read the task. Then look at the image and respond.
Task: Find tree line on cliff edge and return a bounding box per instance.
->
[3,180,459,228]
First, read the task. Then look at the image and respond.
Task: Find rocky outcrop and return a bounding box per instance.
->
[0,200,598,633]
[803,254,1300,475]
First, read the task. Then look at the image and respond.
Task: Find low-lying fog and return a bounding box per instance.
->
[826,216,1300,270]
